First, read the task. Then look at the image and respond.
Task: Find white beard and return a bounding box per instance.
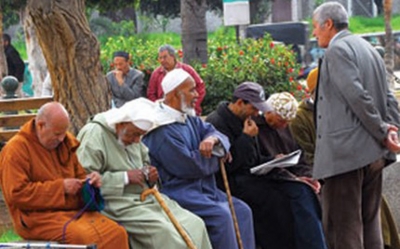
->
[180,93,196,116]
[117,137,128,149]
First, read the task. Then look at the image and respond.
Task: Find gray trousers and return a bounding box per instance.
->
[322,158,385,249]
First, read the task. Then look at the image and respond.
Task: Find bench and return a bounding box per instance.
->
[0,97,54,144]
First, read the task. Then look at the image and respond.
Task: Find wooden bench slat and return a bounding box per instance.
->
[0,97,53,112]
[0,114,36,127]
[0,130,19,141]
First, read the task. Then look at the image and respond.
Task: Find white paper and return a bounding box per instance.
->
[250,150,302,175]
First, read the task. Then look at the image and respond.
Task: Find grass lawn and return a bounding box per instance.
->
[0,229,21,242]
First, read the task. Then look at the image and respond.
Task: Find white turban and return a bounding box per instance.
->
[161,68,191,95]
[105,97,155,131]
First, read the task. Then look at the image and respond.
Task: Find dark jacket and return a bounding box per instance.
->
[206,102,270,172]
[254,115,313,178]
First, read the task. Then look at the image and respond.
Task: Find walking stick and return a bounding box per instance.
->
[141,188,197,249]
[220,159,244,249]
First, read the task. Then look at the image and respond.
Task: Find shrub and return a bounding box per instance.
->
[194,33,303,114]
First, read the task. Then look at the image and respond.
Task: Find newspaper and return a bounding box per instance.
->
[250,149,302,175]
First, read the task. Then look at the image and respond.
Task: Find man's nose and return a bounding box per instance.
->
[58,134,66,142]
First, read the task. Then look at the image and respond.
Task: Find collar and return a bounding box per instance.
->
[161,61,183,74]
[160,102,187,123]
[329,29,348,46]
[152,101,187,128]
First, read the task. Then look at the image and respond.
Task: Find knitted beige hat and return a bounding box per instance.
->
[266,92,299,120]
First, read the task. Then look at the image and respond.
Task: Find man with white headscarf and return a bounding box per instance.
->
[142,69,256,249]
[76,97,212,249]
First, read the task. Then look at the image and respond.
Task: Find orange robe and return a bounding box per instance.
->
[0,119,128,249]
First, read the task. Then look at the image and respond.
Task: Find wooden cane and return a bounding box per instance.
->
[220,159,244,249]
[141,188,197,249]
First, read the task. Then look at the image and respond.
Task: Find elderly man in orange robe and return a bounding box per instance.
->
[0,102,129,249]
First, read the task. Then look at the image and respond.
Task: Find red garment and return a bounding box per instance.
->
[0,119,128,249]
[147,62,206,115]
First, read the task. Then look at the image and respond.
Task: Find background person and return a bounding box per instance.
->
[106,51,145,107]
[146,44,206,115]
[2,33,25,97]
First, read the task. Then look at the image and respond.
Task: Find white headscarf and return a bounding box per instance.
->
[104,97,155,131]
[161,68,191,95]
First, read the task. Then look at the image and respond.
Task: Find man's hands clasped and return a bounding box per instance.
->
[127,165,159,188]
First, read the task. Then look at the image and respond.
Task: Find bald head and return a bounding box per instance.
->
[36,102,70,150]
[37,102,69,123]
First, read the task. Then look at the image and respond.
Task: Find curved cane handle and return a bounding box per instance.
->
[140,188,156,202]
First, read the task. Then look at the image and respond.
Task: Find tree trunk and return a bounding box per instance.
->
[0,5,8,81]
[26,0,111,134]
[384,0,394,90]
[21,7,48,97]
[181,0,208,65]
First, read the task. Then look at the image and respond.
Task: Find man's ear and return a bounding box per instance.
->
[325,19,334,30]
[236,98,245,106]
[36,119,45,130]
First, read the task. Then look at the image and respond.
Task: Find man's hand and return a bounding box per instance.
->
[86,172,102,188]
[297,176,321,194]
[384,125,400,153]
[243,118,258,137]
[113,70,124,86]
[199,136,219,158]
[142,165,159,186]
[127,169,145,188]
[223,152,233,163]
[63,178,83,195]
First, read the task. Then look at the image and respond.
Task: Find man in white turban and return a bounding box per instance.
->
[76,97,212,249]
[143,70,256,249]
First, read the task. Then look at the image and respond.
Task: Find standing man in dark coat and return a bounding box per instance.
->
[206,84,326,249]
[3,33,25,97]
[312,2,400,249]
